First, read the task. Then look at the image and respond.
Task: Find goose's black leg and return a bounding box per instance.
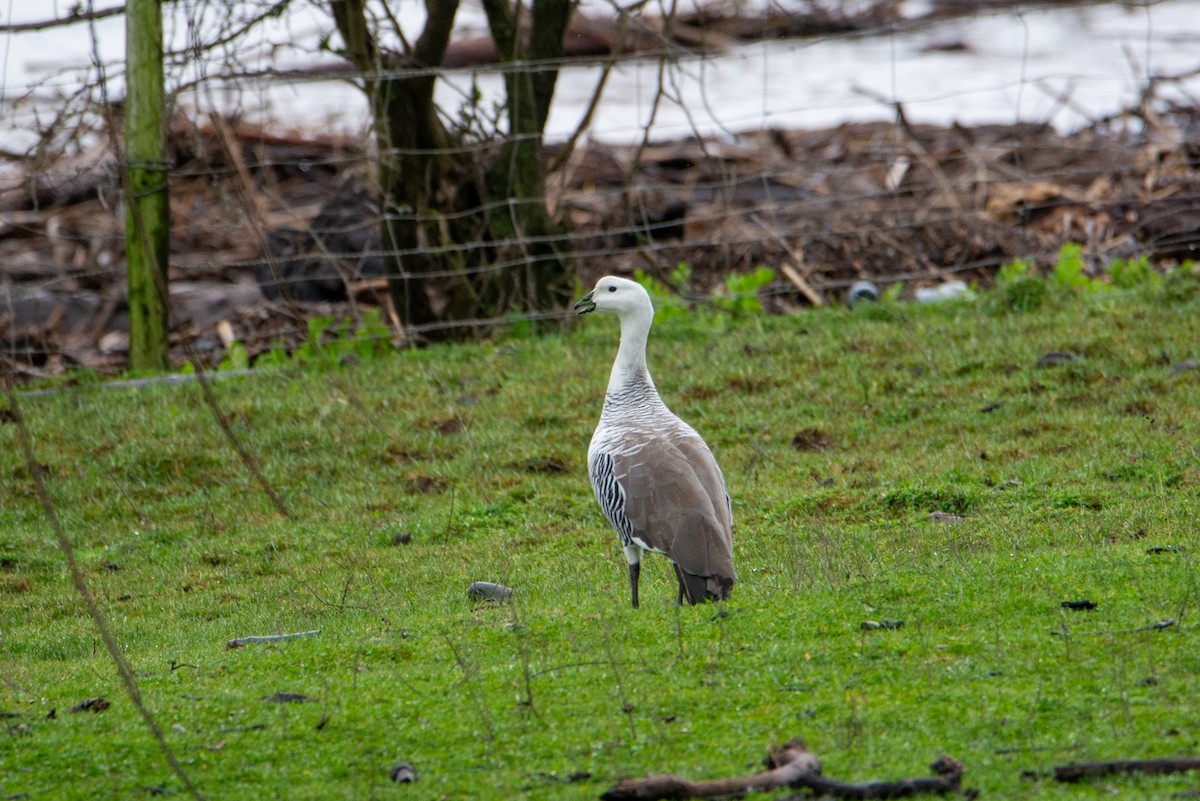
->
[629,562,640,609]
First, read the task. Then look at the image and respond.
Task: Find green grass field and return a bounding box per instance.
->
[3,273,1199,799]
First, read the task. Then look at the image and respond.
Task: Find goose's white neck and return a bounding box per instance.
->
[606,305,656,396]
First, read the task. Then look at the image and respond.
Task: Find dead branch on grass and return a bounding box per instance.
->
[81,29,293,520]
[602,738,821,800]
[780,756,965,801]
[2,379,206,801]
[190,361,291,517]
[226,629,321,648]
[601,738,965,801]
[1052,757,1200,783]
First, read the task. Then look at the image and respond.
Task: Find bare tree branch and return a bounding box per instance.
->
[166,0,293,62]
[0,4,123,33]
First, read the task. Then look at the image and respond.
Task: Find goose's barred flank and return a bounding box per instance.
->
[575,275,736,609]
[589,452,635,546]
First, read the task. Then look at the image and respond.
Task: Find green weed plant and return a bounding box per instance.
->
[995,245,1183,314]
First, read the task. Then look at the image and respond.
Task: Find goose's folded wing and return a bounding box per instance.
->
[608,429,735,581]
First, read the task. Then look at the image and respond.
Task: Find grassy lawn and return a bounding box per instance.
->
[3,273,1199,799]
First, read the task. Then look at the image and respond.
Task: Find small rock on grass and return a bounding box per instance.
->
[69,697,110,713]
[1036,351,1078,368]
[1061,600,1097,611]
[861,619,904,631]
[1170,359,1199,374]
[389,762,417,783]
[261,692,312,704]
[468,581,513,603]
[847,280,881,305]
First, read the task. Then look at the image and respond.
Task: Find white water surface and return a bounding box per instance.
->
[2,0,1199,151]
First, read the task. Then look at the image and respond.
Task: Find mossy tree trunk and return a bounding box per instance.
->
[330,0,468,338]
[124,0,171,370]
[330,0,574,340]
[478,0,574,314]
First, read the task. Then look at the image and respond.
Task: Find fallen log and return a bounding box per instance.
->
[601,739,964,801]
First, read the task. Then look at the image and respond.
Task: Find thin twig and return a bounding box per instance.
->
[1054,757,1200,783]
[294,564,370,612]
[1050,619,1176,637]
[0,4,124,33]
[600,622,637,742]
[443,483,458,545]
[443,632,496,743]
[508,598,545,722]
[190,363,290,517]
[226,630,321,648]
[546,19,623,176]
[528,659,611,678]
[852,85,964,215]
[751,215,825,307]
[2,379,206,801]
[205,112,313,313]
[85,6,292,518]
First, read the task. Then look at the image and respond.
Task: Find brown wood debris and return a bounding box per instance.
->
[3,90,1199,375]
[1053,756,1200,783]
[601,738,965,800]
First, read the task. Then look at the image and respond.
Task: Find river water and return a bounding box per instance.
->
[2,0,1199,151]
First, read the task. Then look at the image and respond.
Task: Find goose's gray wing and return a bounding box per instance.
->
[594,427,735,586]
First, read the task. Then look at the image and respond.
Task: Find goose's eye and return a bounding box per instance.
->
[607,286,617,292]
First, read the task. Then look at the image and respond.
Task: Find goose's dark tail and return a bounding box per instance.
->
[674,564,734,605]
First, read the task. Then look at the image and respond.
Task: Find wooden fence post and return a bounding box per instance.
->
[124,0,171,371]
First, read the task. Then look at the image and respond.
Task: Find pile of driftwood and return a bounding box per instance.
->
[2,90,1198,374]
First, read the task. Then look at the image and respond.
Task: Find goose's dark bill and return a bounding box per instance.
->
[574,292,596,315]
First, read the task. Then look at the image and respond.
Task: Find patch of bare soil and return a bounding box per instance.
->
[2,93,1198,376]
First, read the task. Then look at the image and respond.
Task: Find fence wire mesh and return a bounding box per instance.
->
[2,0,1199,374]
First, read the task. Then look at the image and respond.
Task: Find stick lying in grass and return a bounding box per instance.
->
[227,630,321,648]
[601,739,821,800]
[1052,757,1200,782]
[601,738,965,800]
[4,381,207,801]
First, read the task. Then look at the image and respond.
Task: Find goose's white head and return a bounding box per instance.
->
[574,275,653,318]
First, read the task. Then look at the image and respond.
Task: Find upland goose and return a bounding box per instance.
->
[575,275,736,608]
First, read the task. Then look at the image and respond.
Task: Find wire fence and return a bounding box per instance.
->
[2,0,1200,373]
